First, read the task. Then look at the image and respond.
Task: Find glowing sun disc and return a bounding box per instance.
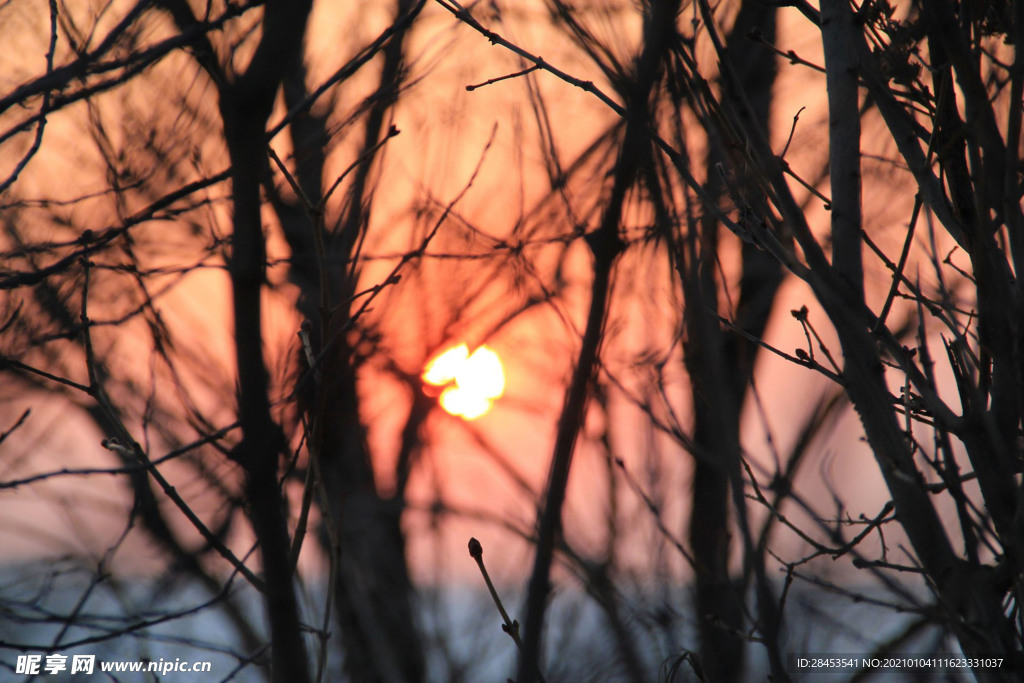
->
[439,387,490,420]
[422,344,469,386]
[423,344,505,419]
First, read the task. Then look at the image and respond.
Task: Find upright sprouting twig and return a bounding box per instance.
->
[468,538,548,683]
[468,538,517,638]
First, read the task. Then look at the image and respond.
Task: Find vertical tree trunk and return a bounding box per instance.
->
[272,3,426,680]
[218,2,314,680]
[686,2,782,681]
[516,2,681,679]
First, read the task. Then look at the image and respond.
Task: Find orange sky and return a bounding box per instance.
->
[0,0,988,591]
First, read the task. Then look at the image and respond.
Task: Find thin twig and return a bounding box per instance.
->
[468,538,548,683]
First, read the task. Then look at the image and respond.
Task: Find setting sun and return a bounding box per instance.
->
[422,344,505,420]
